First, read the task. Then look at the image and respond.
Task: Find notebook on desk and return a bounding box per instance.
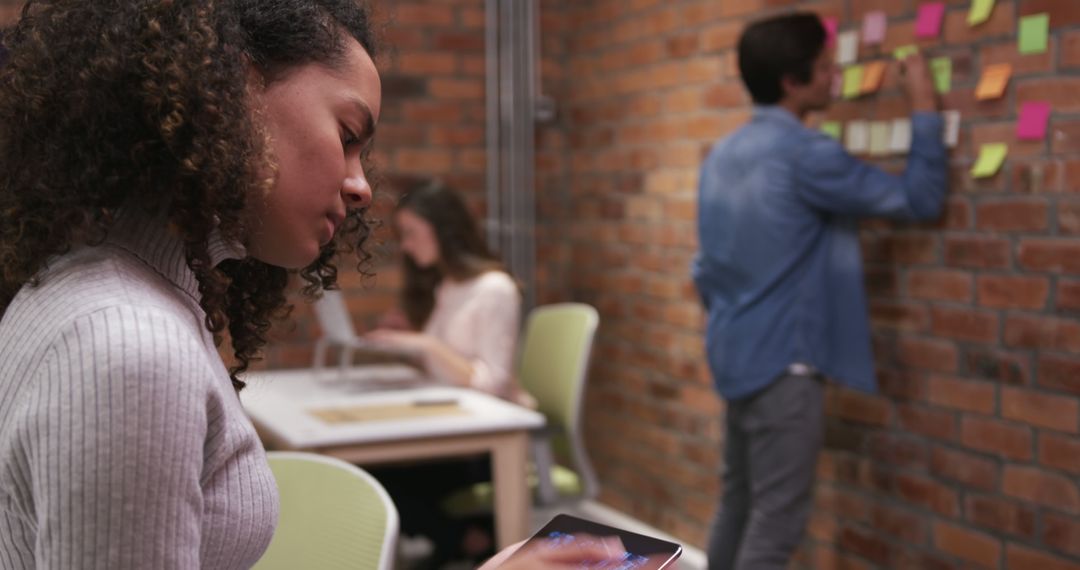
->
[309,399,469,425]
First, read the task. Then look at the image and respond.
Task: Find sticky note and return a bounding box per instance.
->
[1016,101,1051,140]
[889,118,912,153]
[931,57,952,93]
[863,11,887,45]
[968,0,995,26]
[846,120,869,153]
[894,44,919,60]
[975,63,1011,100]
[821,121,842,140]
[823,16,838,47]
[1018,13,1049,55]
[971,143,1008,178]
[861,61,888,94]
[943,110,961,148]
[843,65,865,99]
[836,30,860,65]
[869,121,891,156]
[915,2,946,38]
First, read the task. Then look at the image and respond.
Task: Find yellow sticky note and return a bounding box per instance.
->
[971,143,1008,178]
[975,63,1011,100]
[894,44,919,60]
[931,57,952,93]
[968,0,995,26]
[1018,13,1050,55]
[861,61,888,94]
[843,65,864,99]
[821,121,842,140]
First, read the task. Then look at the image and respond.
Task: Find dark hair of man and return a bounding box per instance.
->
[737,12,827,105]
[395,180,504,330]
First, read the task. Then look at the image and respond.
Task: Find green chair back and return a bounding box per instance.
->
[518,303,598,433]
[254,452,399,570]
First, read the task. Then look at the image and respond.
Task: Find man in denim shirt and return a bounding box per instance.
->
[692,13,947,569]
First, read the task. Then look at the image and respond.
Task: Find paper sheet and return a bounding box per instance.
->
[915,2,946,38]
[1016,101,1051,140]
[836,30,860,65]
[971,143,1008,178]
[889,118,912,154]
[863,11,887,45]
[931,57,952,93]
[968,0,995,26]
[943,110,961,148]
[861,61,888,94]
[975,63,1011,100]
[846,120,869,153]
[869,121,891,156]
[1018,13,1049,55]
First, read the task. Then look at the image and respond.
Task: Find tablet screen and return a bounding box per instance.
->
[512,514,682,569]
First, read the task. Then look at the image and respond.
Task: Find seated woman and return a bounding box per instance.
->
[366,180,529,567]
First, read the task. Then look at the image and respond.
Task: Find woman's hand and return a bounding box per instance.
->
[376,309,412,331]
[364,329,432,355]
[477,536,628,569]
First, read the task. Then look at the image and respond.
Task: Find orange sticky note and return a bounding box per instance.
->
[975,63,1011,101]
[861,61,888,94]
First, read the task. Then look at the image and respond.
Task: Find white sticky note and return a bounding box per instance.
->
[869,121,891,156]
[943,110,961,148]
[836,30,859,65]
[889,118,913,154]
[846,120,869,153]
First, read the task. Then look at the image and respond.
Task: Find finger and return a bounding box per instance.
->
[536,536,627,564]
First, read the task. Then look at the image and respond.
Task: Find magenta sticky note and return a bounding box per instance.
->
[1016,101,1051,140]
[915,2,946,38]
[823,16,838,47]
[863,11,887,45]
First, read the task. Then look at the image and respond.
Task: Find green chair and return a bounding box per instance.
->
[254,451,399,570]
[444,303,600,513]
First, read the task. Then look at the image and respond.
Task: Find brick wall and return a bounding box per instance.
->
[536,0,1080,568]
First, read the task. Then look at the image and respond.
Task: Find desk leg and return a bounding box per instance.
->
[491,431,530,549]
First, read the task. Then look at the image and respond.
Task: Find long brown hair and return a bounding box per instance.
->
[0,0,378,390]
[396,181,504,329]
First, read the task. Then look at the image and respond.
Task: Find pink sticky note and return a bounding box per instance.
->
[863,11,887,45]
[1016,101,1051,140]
[915,2,946,38]
[822,16,838,47]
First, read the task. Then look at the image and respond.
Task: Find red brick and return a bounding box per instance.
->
[965,494,1037,538]
[969,124,1046,159]
[1003,466,1080,513]
[933,521,1002,568]
[927,375,996,414]
[838,526,891,566]
[896,336,958,372]
[906,269,972,302]
[870,301,930,332]
[944,2,1014,43]
[966,348,1031,385]
[1053,121,1080,155]
[895,473,959,517]
[815,487,871,521]
[1065,30,1080,69]
[1001,387,1079,433]
[1045,512,1080,559]
[976,275,1050,310]
[868,503,926,546]
[396,53,458,75]
[700,21,742,53]
[827,388,891,427]
[1018,78,1080,114]
[392,4,455,27]
[898,404,957,440]
[1006,544,1080,570]
[930,446,999,491]
[1041,354,1080,396]
[428,78,484,99]
[867,433,929,470]
[944,236,1011,269]
[1060,202,1080,235]
[862,233,939,265]
[930,306,999,343]
[1005,313,1080,352]
[960,416,1033,461]
[433,32,484,52]
[980,38,1055,75]
[1040,433,1080,475]
[975,199,1049,232]
[1021,0,1080,27]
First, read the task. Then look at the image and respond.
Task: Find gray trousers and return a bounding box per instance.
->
[706,372,825,570]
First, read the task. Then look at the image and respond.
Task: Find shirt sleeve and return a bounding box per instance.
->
[464,280,522,398]
[795,112,949,221]
[22,307,212,569]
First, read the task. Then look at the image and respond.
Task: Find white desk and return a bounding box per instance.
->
[241,365,546,548]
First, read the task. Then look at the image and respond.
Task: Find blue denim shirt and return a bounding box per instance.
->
[692,106,947,400]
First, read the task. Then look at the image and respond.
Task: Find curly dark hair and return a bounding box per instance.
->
[395,180,505,329]
[0,0,378,390]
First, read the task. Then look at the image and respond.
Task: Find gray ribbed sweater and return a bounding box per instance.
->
[0,210,279,569]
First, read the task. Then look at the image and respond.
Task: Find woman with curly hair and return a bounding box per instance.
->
[0,1,626,568]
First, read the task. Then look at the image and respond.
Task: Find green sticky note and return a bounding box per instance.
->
[843,65,864,99]
[821,121,842,140]
[968,0,995,26]
[894,44,919,60]
[931,57,952,93]
[1018,13,1049,55]
[971,143,1008,178]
